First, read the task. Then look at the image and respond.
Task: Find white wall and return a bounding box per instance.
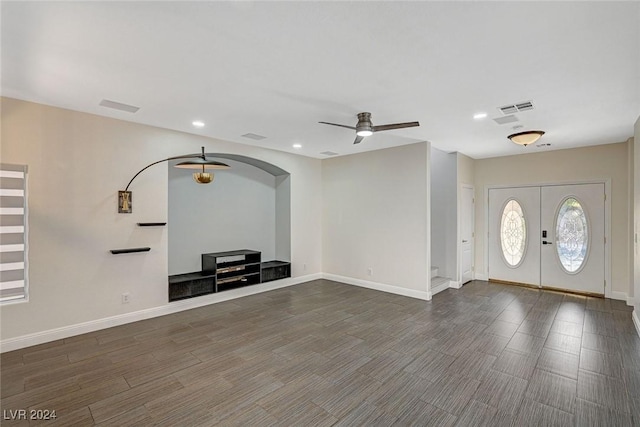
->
[457,153,475,188]
[634,117,640,323]
[430,147,456,279]
[0,97,322,343]
[322,142,430,298]
[168,159,277,275]
[474,142,631,297]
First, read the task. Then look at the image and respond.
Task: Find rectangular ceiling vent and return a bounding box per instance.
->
[499,100,534,115]
[320,151,339,156]
[493,115,519,125]
[241,133,267,140]
[99,99,140,113]
[515,101,534,112]
[499,105,518,115]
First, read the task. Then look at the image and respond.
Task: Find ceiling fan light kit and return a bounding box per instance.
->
[507,130,545,147]
[118,146,229,213]
[320,112,420,144]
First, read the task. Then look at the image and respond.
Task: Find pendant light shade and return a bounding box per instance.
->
[174,158,230,170]
[507,130,545,146]
[118,146,229,213]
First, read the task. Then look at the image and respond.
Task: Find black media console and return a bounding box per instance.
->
[168,249,291,302]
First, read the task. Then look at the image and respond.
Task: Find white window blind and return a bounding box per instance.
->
[0,164,27,302]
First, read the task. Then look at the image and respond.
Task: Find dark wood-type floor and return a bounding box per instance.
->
[1,280,639,426]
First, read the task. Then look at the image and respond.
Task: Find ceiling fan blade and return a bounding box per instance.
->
[372,121,420,132]
[319,121,357,131]
[353,135,364,144]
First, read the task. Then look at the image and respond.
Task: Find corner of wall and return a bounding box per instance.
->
[634,116,640,318]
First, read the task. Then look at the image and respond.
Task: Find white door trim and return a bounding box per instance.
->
[483,179,611,298]
[459,184,475,284]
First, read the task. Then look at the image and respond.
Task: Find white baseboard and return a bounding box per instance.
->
[633,310,640,338]
[475,273,489,281]
[0,273,322,353]
[431,280,450,296]
[449,280,462,290]
[610,291,633,305]
[322,273,431,301]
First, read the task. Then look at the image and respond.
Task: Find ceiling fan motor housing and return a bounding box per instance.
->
[356,112,373,134]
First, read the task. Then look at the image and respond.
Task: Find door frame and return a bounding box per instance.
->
[483,179,611,298]
[457,184,475,286]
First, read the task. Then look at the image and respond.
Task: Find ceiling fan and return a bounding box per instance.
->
[319,112,420,144]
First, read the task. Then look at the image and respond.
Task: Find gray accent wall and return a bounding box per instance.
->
[168,158,284,275]
[430,147,457,280]
[275,175,291,262]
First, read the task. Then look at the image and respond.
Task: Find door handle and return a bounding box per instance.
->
[542,241,553,245]
[462,240,468,243]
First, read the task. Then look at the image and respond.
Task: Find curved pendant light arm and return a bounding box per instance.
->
[123,148,206,192]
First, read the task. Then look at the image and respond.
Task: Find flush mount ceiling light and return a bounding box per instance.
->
[507,130,545,147]
[192,120,205,128]
[292,143,302,149]
[473,112,487,120]
[118,146,229,213]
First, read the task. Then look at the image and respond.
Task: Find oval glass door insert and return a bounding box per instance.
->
[500,199,527,267]
[556,197,588,273]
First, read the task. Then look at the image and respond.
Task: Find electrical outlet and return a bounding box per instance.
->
[367,268,373,276]
[122,293,130,304]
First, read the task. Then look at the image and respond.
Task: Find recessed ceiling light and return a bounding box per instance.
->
[192,121,205,128]
[473,113,487,120]
[292,144,302,149]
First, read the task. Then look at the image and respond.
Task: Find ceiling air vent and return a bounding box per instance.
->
[493,115,519,125]
[515,101,534,112]
[320,151,339,156]
[99,99,140,113]
[241,133,267,140]
[499,100,534,115]
[499,105,518,115]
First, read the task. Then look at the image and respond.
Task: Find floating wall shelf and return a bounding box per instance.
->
[110,247,151,255]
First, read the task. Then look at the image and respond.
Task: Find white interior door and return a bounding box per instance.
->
[488,187,541,287]
[460,185,474,284]
[540,184,605,295]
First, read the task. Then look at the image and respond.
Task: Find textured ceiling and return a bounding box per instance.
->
[2,1,639,159]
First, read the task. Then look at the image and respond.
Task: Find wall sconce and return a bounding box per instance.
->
[118,146,229,213]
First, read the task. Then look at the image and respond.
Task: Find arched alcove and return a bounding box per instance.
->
[168,153,290,276]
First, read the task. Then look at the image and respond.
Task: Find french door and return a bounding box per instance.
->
[488,183,605,295]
